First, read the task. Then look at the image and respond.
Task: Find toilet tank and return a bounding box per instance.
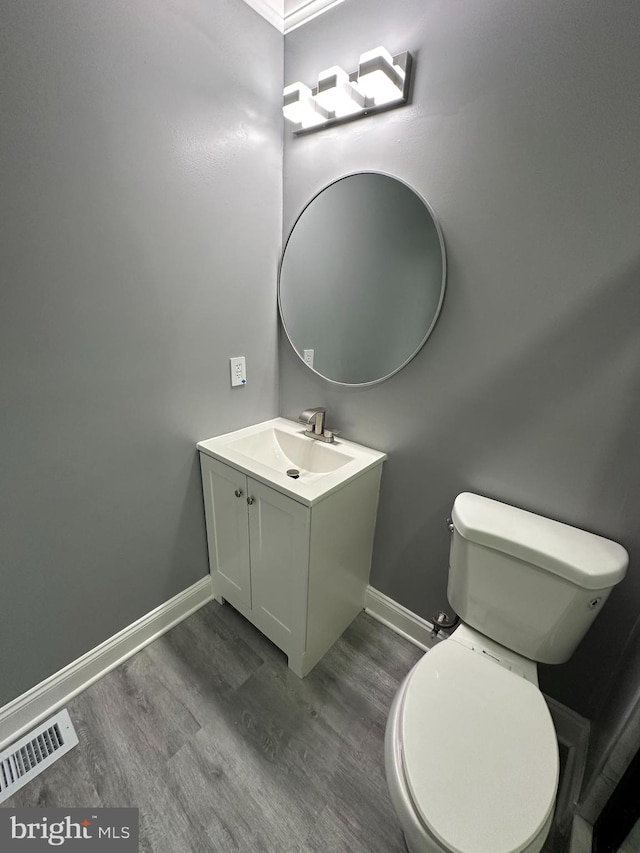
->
[448,493,628,664]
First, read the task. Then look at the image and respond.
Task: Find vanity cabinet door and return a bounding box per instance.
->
[200,455,251,610]
[246,478,310,658]
[200,448,383,678]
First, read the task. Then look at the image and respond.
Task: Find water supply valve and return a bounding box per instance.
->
[430,610,458,640]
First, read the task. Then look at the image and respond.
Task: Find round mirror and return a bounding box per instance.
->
[278,172,446,386]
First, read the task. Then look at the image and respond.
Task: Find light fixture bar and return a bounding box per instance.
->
[282,49,412,135]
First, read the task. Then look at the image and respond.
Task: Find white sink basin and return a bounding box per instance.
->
[197,418,386,505]
[228,427,352,474]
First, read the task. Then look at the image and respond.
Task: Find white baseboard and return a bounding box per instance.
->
[545,695,591,833]
[365,586,436,651]
[569,815,593,853]
[0,576,214,752]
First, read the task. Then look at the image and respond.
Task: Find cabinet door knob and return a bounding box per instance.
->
[234,488,243,498]
[247,496,255,505]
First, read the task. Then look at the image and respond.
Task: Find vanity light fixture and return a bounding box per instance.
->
[282,45,412,135]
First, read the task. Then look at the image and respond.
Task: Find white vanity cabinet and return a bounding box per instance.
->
[198,444,385,678]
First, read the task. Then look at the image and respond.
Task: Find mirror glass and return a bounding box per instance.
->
[278,172,446,386]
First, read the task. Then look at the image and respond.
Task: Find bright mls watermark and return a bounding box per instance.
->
[0,809,138,850]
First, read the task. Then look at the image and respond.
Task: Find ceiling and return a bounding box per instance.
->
[241,0,346,33]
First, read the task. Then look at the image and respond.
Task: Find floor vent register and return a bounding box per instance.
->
[0,709,78,804]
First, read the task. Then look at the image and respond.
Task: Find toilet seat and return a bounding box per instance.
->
[400,640,559,853]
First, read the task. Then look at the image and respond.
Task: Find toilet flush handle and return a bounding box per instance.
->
[446,516,455,534]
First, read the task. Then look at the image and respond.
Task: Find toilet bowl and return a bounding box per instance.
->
[385,626,558,853]
[384,492,629,853]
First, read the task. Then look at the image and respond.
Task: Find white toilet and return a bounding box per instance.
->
[385,492,628,853]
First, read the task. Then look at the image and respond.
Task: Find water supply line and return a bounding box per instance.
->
[428,515,461,640]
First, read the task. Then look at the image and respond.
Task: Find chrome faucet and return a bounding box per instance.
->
[298,407,337,443]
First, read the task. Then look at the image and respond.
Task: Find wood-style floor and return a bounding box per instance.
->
[3,601,423,852]
[3,600,570,851]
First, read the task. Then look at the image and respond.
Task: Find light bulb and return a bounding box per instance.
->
[282,82,328,128]
[316,66,365,117]
[357,46,405,106]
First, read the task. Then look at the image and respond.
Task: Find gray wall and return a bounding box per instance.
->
[281,0,640,757]
[0,0,282,707]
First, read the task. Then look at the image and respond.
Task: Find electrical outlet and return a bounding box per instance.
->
[303,349,314,368]
[230,356,246,387]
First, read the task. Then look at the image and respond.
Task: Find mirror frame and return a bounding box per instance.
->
[278,171,447,387]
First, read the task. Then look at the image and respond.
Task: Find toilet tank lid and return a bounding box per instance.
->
[452,492,628,590]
